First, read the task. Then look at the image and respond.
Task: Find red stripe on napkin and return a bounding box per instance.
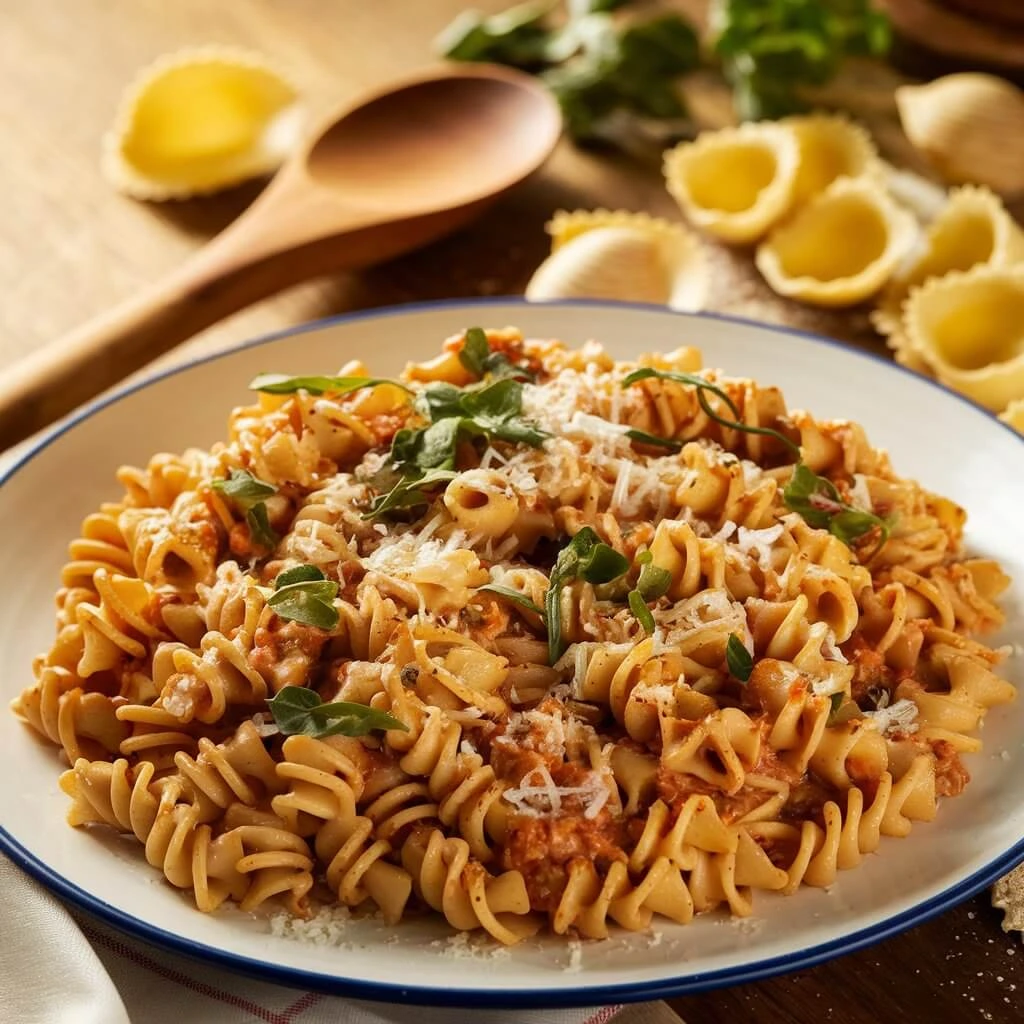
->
[80,922,325,1023]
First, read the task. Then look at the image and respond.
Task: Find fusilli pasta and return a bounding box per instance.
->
[11,327,1017,946]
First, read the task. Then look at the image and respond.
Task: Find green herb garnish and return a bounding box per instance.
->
[211,469,279,551]
[458,327,535,382]
[713,0,891,121]
[625,427,682,451]
[622,367,890,555]
[626,551,672,635]
[435,1,553,65]
[726,634,753,682]
[635,550,672,601]
[366,375,548,521]
[477,583,545,617]
[827,691,845,723]
[267,685,408,739]
[265,565,340,630]
[249,373,412,396]
[437,3,698,142]
[628,589,656,635]
[546,527,629,663]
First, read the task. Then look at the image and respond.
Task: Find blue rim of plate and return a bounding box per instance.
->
[2,296,1023,1008]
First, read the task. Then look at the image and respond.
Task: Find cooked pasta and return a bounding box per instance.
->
[12,326,1017,946]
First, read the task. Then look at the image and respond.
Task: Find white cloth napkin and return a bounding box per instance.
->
[1,855,680,1024]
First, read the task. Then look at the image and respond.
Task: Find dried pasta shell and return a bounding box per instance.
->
[785,114,882,205]
[873,187,1024,350]
[525,210,708,313]
[663,123,799,245]
[901,265,1024,411]
[755,178,916,308]
[896,73,1024,196]
[999,399,1024,434]
[103,47,303,200]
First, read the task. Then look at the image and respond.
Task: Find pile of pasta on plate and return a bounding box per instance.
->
[13,326,1015,945]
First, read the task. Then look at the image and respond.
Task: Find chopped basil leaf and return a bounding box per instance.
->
[636,550,672,601]
[628,589,656,635]
[211,469,276,507]
[367,372,548,521]
[782,463,890,553]
[275,564,328,588]
[266,565,340,630]
[478,584,544,617]
[212,470,279,551]
[546,527,629,664]
[267,686,408,739]
[245,505,279,551]
[726,634,753,682]
[458,327,492,377]
[458,327,536,382]
[365,469,457,521]
[249,373,411,396]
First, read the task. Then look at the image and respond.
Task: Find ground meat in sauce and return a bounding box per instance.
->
[932,739,970,797]
[250,620,329,690]
[655,731,802,825]
[845,633,893,703]
[502,811,626,913]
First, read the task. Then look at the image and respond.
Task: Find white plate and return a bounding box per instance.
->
[1,299,1022,1007]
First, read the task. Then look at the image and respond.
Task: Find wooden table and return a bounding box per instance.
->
[1,2,1021,1022]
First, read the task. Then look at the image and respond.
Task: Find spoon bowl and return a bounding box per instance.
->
[306,69,558,212]
[0,64,562,449]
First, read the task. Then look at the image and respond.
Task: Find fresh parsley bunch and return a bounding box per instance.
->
[711,0,891,120]
[437,1,698,141]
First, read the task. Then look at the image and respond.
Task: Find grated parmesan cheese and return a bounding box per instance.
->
[269,905,354,946]
[849,473,873,512]
[735,523,784,566]
[502,764,611,819]
[864,697,919,735]
[820,629,848,664]
[250,712,280,738]
[162,679,194,719]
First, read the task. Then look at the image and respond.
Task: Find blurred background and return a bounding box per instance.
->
[4,0,1024,373]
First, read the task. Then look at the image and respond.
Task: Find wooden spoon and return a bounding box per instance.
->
[0,63,562,448]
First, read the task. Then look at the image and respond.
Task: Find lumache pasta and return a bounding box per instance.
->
[12,327,1017,944]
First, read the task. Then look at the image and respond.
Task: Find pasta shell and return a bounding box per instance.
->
[103,47,303,200]
[785,114,882,205]
[873,187,1024,355]
[663,123,799,245]
[755,178,916,308]
[901,265,1024,411]
[896,73,1024,196]
[999,399,1024,434]
[525,210,708,313]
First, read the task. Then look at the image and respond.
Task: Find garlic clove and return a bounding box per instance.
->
[103,47,304,200]
[896,73,1024,196]
[526,210,708,313]
[872,186,1024,354]
[901,265,1024,411]
[663,123,799,245]
[784,114,883,205]
[755,177,916,308]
